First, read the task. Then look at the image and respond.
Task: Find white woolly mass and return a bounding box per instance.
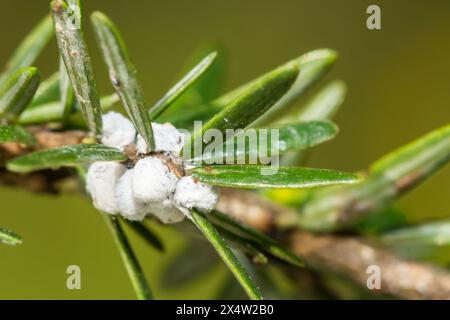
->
[136,122,185,155]
[174,176,219,213]
[88,117,217,224]
[86,161,127,215]
[147,198,185,224]
[101,112,136,151]
[114,169,148,221]
[132,157,178,203]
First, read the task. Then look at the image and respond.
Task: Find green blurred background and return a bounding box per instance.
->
[1,0,449,299]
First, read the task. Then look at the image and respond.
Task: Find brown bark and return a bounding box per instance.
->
[0,128,87,192]
[218,188,450,300]
[1,127,86,159]
[291,232,450,299]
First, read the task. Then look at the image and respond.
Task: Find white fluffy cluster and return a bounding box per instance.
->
[86,112,218,224]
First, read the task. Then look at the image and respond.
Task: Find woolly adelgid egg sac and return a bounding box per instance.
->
[132,157,178,203]
[85,112,218,224]
[174,177,219,214]
[101,112,136,151]
[86,161,127,214]
[114,169,148,221]
[136,122,186,155]
[147,199,185,224]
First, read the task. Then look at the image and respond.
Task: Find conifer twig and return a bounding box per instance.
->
[217,188,450,299]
